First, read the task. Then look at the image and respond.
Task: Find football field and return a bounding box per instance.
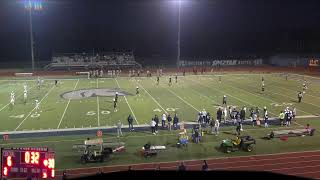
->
[0,73,319,132]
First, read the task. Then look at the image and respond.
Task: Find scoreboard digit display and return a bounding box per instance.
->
[1,147,55,179]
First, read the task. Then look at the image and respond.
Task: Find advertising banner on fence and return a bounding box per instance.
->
[179,59,263,67]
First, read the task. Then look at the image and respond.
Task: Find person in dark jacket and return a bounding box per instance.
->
[178,162,186,171]
[202,160,209,171]
[217,108,222,123]
[154,115,159,133]
[167,114,172,131]
[173,114,179,129]
[206,112,211,125]
[127,114,134,131]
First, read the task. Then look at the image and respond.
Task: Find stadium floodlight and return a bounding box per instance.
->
[170,0,183,67]
[24,0,43,72]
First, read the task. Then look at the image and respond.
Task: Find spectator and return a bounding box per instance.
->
[162,113,167,128]
[214,118,220,136]
[202,160,209,171]
[151,118,156,135]
[217,108,222,123]
[173,114,179,129]
[194,129,200,143]
[240,107,246,122]
[205,112,210,124]
[127,114,134,131]
[279,111,285,126]
[154,115,159,133]
[209,118,215,134]
[167,114,172,131]
[198,112,203,124]
[223,107,228,123]
[178,162,186,171]
[62,170,67,180]
[116,120,123,137]
[264,114,269,128]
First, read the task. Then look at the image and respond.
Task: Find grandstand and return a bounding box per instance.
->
[45,51,142,70]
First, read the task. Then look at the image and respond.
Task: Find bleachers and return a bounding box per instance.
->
[45,52,141,70]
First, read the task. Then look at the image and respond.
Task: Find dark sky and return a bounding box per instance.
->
[1,0,320,62]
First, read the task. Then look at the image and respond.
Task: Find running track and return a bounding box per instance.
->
[42,150,320,179]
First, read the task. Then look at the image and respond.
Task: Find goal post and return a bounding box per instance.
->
[76,71,90,79]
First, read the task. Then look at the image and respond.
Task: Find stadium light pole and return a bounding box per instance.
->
[177,0,181,68]
[24,0,43,72]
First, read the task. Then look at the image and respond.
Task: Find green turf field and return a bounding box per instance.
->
[0,73,319,131]
[0,73,320,170]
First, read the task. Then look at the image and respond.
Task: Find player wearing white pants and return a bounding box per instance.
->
[35,100,40,113]
[23,91,27,104]
[10,91,15,106]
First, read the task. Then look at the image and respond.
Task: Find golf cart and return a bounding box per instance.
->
[220,135,256,153]
[73,138,125,164]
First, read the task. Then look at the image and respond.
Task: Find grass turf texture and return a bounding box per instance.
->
[0,73,320,169]
[0,73,319,131]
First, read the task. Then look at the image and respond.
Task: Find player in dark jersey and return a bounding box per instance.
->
[115,92,118,103]
[219,76,221,83]
[262,76,264,82]
[175,74,178,83]
[113,98,117,112]
[157,76,159,85]
[298,91,303,103]
[55,80,58,86]
[169,77,172,86]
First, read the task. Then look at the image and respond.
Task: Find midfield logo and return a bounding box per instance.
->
[61,88,131,100]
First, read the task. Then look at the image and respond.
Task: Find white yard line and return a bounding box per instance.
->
[150,78,199,112]
[135,79,168,114]
[14,85,55,131]
[96,79,100,126]
[57,79,79,129]
[114,78,139,125]
[0,84,36,112]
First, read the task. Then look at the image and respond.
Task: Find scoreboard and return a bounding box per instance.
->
[1,147,55,179]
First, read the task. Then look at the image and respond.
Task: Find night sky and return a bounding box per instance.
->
[1,0,320,63]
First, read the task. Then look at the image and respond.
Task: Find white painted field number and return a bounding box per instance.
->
[87,111,110,116]
[31,113,40,118]
[9,114,25,119]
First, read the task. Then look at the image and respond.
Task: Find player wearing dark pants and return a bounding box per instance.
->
[115,92,118,103]
[262,84,265,92]
[217,108,222,123]
[157,76,159,85]
[236,123,241,136]
[206,112,211,124]
[136,87,139,96]
[169,77,172,86]
[173,114,179,130]
[55,80,58,86]
[222,95,227,105]
[127,114,134,131]
[154,115,159,133]
[113,99,117,112]
[175,75,178,83]
[298,91,303,103]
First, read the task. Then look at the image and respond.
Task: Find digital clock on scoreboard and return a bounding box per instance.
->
[1,147,55,179]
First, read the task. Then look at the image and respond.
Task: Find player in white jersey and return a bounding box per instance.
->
[23,83,28,92]
[23,91,28,104]
[10,91,15,106]
[35,100,40,113]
